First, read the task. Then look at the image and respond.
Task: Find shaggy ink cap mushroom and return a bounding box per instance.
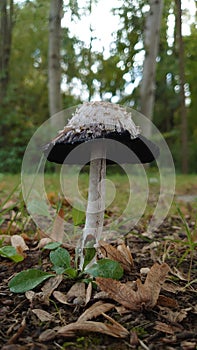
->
[43,102,160,269]
[43,101,160,165]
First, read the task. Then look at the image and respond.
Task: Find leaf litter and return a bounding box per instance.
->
[0,198,197,349]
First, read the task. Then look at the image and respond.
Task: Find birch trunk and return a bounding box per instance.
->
[48,0,63,122]
[140,0,164,138]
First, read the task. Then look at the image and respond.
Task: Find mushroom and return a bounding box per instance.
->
[43,101,159,268]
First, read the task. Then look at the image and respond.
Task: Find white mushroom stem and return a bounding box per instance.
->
[79,142,106,269]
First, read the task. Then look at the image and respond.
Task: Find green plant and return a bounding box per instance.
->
[8,243,124,293]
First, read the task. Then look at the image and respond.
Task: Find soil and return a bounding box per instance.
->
[0,211,197,350]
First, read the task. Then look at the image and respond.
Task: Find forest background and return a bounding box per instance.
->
[0,0,196,174]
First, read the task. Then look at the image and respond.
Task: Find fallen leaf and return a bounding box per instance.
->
[157,294,179,308]
[57,317,129,338]
[158,306,190,323]
[11,235,29,252]
[154,321,182,334]
[39,328,58,342]
[53,290,73,305]
[51,208,65,243]
[66,282,86,305]
[96,263,170,310]
[98,241,134,272]
[53,282,86,306]
[40,274,63,305]
[78,301,115,322]
[181,341,197,350]
[32,309,54,322]
[85,282,92,305]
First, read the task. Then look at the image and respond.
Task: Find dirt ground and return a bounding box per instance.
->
[0,176,197,350]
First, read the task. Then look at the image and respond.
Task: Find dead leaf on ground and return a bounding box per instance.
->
[32,309,54,322]
[158,306,191,323]
[96,263,170,310]
[78,301,115,322]
[157,294,179,308]
[154,321,183,334]
[98,240,134,271]
[57,316,129,338]
[54,282,86,306]
[40,274,63,304]
[181,340,197,350]
[11,234,29,252]
[51,208,65,243]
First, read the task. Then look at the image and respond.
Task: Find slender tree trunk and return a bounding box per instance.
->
[0,0,13,104]
[140,0,164,137]
[175,0,188,174]
[48,0,63,120]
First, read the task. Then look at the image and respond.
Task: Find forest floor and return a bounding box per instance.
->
[0,173,197,350]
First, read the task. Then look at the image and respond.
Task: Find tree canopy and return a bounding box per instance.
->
[0,0,196,172]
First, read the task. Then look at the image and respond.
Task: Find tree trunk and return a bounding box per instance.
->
[175,0,188,174]
[0,0,13,104]
[48,0,63,120]
[140,0,164,138]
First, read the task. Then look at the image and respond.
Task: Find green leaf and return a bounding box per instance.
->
[43,242,61,250]
[0,246,24,262]
[72,207,85,226]
[50,247,71,272]
[85,259,123,280]
[83,247,96,269]
[64,267,78,278]
[8,269,54,293]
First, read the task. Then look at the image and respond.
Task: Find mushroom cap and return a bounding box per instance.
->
[43,102,159,164]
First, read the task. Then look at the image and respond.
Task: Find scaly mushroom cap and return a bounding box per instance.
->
[43,101,159,164]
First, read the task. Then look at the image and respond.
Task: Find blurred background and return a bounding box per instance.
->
[0,0,196,173]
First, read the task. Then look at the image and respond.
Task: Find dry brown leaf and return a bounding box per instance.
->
[51,208,65,242]
[96,263,170,310]
[98,240,133,271]
[181,340,197,350]
[41,274,63,295]
[53,291,73,305]
[54,282,86,306]
[39,329,58,342]
[157,294,179,308]
[40,275,63,305]
[32,309,54,322]
[57,318,129,338]
[154,321,182,334]
[85,282,92,305]
[66,282,86,305]
[117,242,134,268]
[159,306,190,323]
[11,234,29,252]
[78,301,115,322]
[37,238,53,249]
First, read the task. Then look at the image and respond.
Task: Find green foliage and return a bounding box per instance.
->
[0,246,24,262]
[8,269,54,293]
[8,243,123,293]
[85,259,124,280]
[0,0,196,172]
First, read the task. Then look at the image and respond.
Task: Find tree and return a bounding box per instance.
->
[140,0,164,137]
[0,0,13,103]
[175,0,188,173]
[48,0,63,118]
